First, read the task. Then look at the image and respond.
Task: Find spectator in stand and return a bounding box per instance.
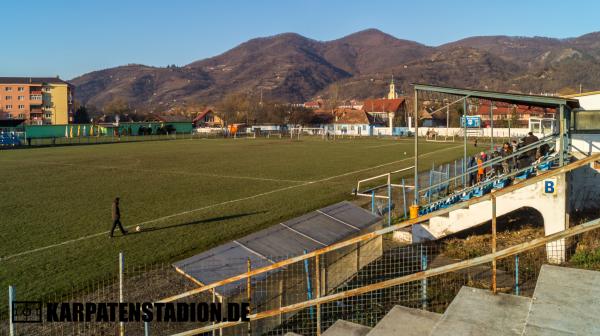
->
[511,140,518,153]
[523,131,539,159]
[468,155,478,187]
[501,142,512,174]
[477,154,485,183]
[491,151,503,176]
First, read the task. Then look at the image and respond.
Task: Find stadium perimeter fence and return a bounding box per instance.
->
[4,223,597,336]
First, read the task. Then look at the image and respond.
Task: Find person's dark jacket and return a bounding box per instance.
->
[112,202,120,220]
[539,143,550,157]
[521,134,539,159]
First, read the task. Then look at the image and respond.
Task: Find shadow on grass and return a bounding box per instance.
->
[125,211,266,236]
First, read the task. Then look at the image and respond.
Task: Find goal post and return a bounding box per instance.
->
[289,127,326,140]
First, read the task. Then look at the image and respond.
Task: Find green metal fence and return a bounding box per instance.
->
[23,122,193,139]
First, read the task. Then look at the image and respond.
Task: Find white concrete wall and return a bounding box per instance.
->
[576,94,600,110]
[570,134,600,158]
[569,163,600,213]
[568,134,600,212]
[411,173,568,262]
[327,124,370,136]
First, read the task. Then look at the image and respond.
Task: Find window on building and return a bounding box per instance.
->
[350,125,355,131]
[18,113,25,118]
[5,87,12,92]
[6,105,12,109]
[43,87,51,92]
[18,87,24,92]
[18,104,25,109]
[18,96,24,100]
[5,96,11,100]
[44,113,52,118]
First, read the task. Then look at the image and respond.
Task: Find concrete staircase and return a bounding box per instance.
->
[293,265,600,336]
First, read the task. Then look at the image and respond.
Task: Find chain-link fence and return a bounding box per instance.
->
[156,223,596,336]
[3,219,599,336]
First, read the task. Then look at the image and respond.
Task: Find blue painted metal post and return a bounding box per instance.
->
[303,250,314,319]
[454,159,457,190]
[515,254,520,296]
[402,178,407,219]
[461,157,465,188]
[371,191,375,214]
[8,286,15,336]
[446,163,450,194]
[421,245,428,310]
[428,163,434,203]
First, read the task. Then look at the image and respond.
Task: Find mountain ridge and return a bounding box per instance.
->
[70,29,600,111]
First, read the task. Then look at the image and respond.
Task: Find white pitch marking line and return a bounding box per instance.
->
[0,159,307,184]
[232,240,276,264]
[0,144,461,262]
[316,210,360,231]
[280,223,327,246]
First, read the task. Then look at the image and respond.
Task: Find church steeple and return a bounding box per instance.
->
[387,75,397,99]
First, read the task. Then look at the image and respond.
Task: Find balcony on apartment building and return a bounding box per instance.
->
[30,87,43,103]
[30,108,43,114]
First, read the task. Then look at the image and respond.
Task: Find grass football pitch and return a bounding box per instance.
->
[0,137,479,307]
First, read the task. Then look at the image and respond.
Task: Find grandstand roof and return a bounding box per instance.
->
[173,201,381,296]
[413,84,580,109]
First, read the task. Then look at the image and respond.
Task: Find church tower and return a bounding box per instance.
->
[387,76,398,99]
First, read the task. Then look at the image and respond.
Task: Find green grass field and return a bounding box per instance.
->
[0,137,478,306]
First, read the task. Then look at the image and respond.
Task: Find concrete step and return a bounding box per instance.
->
[431,287,531,336]
[367,305,441,336]
[523,265,600,335]
[322,320,372,336]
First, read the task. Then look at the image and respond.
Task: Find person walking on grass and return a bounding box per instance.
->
[110,197,127,238]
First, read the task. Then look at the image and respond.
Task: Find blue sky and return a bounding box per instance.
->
[2,0,600,80]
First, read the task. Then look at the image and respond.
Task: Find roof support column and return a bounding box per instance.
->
[559,104,565,166]
[490,101,494,151]
[463,98,468,186]
[414,89,419,202]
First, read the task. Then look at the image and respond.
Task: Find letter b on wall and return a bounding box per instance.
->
[543,178,557,195]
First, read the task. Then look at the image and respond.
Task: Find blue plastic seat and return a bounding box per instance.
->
[515,168,534,180]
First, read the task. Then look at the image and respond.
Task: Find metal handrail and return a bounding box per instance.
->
[158,153,600,304]
[171,216,600,335]
[421,153,566,207]
[418,134,558,195]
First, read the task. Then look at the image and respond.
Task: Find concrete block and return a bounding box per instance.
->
[367,305,441,336]
[523,265,600,336]
[431,287,531,336]
[322,320,372,336]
